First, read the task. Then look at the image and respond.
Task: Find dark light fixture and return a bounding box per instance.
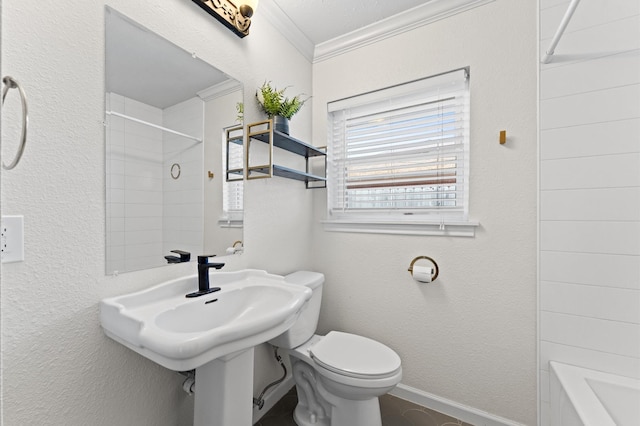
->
[191,0,258,38]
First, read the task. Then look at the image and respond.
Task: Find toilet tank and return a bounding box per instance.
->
[269,271,324,349]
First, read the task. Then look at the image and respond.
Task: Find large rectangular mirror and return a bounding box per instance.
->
[105,7,243,274]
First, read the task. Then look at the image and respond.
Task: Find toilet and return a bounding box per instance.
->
[269,271,402,426]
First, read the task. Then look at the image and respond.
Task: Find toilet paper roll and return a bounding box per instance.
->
[412,265,433,283]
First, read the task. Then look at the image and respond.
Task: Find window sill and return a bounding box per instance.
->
[321,219,479,237]
[217,219,243,228]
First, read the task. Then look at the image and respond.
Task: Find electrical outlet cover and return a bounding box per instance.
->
[1,215,25,263]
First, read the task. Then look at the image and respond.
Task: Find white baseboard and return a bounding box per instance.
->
[252,374,295,425]
[389,383,526,426]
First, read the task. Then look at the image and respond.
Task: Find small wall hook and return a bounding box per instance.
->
[499,130,507,144]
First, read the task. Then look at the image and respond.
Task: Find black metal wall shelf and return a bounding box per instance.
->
[249,164,326,183]
[246,120,326,188]
[225,125,244,182]
[250,130,325,158]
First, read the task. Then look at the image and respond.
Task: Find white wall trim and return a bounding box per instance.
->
[258,1,315,62]
[322,219,479,237]
[197,78,242,101]
[390,383,527,426]
[313,0,496,63]
[260,0,495,63]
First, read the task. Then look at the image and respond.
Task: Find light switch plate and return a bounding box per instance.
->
[1,215,24,263]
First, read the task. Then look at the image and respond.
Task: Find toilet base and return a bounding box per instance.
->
[293,395,382,426]
[293,404,330,426]
[290,358,384,426]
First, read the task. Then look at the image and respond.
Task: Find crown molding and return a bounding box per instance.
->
[314,0,495,62]
[197,78,243,101]
[261,0,494,64]
[259,0,315,62]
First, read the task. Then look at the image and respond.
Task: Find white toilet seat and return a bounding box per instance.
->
[310,331,402,380]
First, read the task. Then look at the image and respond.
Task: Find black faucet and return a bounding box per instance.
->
[164,249,191,264]
[185,255,225,298]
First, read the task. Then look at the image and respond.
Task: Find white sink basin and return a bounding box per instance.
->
[100,269,312,371]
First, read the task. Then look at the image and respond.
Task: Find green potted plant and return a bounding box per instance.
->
[256,81,308,134]
[235,102,244,123]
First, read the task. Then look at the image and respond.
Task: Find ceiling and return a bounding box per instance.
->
[259,0,489,61]
[267,0,436,45]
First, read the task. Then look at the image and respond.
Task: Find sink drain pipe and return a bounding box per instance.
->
[178,347,287,408]
[180,370,196,395]
[253,347,287,410]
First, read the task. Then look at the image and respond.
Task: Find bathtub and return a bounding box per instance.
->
[549,361,640,426]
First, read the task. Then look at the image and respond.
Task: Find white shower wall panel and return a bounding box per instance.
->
[540,222,640,255]
[541,13,640,70]
[540,341,640,384]
[540,85,640,129]
[541,311,640,359]
[540,118,640,160]
[540,281,640,324]
[540,153,640,190]
[540,251,640,290]
[540,51,640,99]
[538,0,640,423]
[540,0,640,40]
[540,187,640,222]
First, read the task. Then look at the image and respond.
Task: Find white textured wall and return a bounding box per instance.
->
[0,1,312,425]
[538,0,640,424]
[310,1,538,424]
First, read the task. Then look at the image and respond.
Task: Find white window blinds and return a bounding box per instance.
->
[327,68,470,223]
[222,128,244,222]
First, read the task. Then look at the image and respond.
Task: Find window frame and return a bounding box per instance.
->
[324,68,478,236]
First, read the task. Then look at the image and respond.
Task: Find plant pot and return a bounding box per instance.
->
[273,115,290,135]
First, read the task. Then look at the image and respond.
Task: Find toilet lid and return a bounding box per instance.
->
[310,331,401,379]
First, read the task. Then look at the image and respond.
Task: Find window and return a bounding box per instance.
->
[326,68,476,236]
[220,126,244,227]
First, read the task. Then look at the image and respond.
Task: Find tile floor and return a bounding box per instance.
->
[255,386,473,426]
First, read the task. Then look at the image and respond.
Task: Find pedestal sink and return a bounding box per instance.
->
[100,269,312,426]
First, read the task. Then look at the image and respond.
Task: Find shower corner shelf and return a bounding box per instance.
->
[246,119,326,189]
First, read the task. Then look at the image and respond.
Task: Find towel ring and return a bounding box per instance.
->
[2,76,28,170]
[407,255,439,282]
